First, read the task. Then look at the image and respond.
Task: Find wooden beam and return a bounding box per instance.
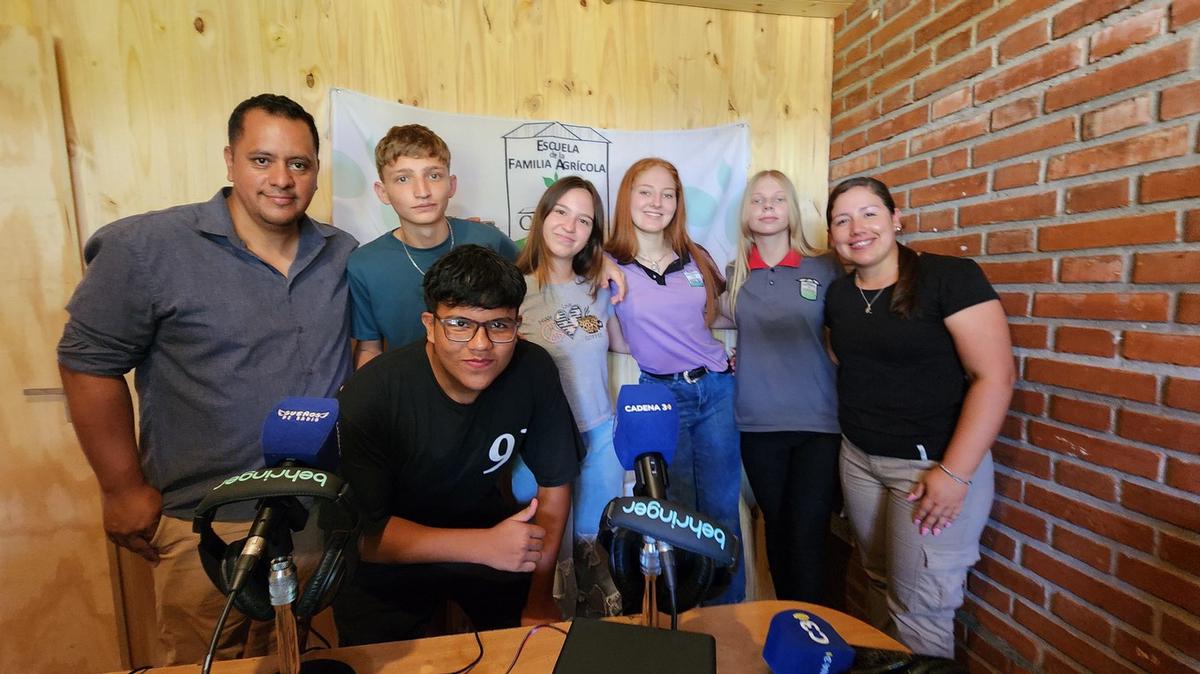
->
[636,0,851,19]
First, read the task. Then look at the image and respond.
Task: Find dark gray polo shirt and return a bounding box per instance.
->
[58,189,356,518]
[731,251,841,434]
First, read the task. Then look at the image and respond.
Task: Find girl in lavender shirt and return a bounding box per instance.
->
[605,157,744,605]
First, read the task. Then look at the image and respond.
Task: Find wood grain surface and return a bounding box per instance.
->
[0,2,833,669]
[109,600,905,674]
[0,23,125,674]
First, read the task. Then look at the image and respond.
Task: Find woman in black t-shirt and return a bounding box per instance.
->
[824,177,1014,657]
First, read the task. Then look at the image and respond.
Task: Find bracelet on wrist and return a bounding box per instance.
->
[937,462,972,487]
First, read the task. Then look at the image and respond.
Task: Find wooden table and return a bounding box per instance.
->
[120,600,905,673]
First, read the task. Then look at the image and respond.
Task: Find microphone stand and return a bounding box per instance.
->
[633,453,680,630]
[639,537,660,628]
[269,556,301,674]
[266,560,357,674]
[264,530,356,673]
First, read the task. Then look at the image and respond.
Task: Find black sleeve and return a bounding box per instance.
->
[935,255,1000,318]
[819,253,847,285]
[336,367,399,536]
[517,346,583,488]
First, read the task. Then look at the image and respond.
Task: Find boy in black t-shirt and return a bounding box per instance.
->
[333,245,582,645]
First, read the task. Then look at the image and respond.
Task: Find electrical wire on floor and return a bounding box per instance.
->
[126,667,153,674]
[502,623,569,674]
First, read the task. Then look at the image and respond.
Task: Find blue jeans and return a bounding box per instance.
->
[572,418,625,537]
[512,418,626,616]
[638,370,745,605]
[511,418,624,538]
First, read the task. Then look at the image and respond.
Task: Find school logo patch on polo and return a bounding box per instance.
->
[797,278,820,301]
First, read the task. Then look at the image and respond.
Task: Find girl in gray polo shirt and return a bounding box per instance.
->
[724,170,843,604]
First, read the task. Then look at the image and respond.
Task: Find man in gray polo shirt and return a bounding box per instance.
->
[57,94,356,666]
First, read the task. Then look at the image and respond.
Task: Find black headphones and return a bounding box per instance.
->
[193,468,359,621]
[599,527,732,615]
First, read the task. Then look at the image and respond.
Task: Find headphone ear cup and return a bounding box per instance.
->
[702,564,731,603]
[293,534,349,619]
[605,528,645,615]
[666,549,715,612]
[596,527,613,554]
[197,521,232,596]
[604,528,718,614]
[219,539,275,621]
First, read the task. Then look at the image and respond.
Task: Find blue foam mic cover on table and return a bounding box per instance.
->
[762,609,857,674]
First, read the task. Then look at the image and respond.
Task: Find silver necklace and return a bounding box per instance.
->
[398,220,455,276]
[857,284,886,314]
[636,251,672,273]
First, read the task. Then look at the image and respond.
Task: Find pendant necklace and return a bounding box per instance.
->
[399,220,455,276]
[636,250,671,273]
[858,284,886,314]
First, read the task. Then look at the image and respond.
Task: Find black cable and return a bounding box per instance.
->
[201,590,239,674]
[668,582,679,631]
[126,666,153,674]
[444,630,484,674]
[309,625,333,650]
[301,621,334,653]
[502,623,568,674]
[659,547,679,631]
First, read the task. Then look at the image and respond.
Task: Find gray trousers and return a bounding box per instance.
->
[839,437,994,657]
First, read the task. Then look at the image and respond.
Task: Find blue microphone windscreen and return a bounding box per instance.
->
[613,383,680,470]
[261,397,339,470]
[763,609,856,674]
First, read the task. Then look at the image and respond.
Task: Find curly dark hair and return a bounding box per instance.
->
[423,245,526,312]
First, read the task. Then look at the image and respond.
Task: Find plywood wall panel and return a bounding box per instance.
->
[640,0,852,18]
[1,0,831,241]
[0,23,124,674]
[0,1,831,664]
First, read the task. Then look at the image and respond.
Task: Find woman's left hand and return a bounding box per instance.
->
[907,467,969,536]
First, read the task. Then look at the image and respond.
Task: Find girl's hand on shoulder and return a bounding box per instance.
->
[906,467,968,536]
[600,257,627,303]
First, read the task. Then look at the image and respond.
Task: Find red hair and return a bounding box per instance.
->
[605,158,725,325]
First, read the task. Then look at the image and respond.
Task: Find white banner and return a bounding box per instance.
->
[330,88,749,268]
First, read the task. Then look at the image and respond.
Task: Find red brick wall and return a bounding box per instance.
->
[829,1,1199,671]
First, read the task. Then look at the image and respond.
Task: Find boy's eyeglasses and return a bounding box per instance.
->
[435,315,520,343]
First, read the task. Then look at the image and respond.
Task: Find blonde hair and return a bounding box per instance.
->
[374,124,451,177]
[727,170,827,317]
